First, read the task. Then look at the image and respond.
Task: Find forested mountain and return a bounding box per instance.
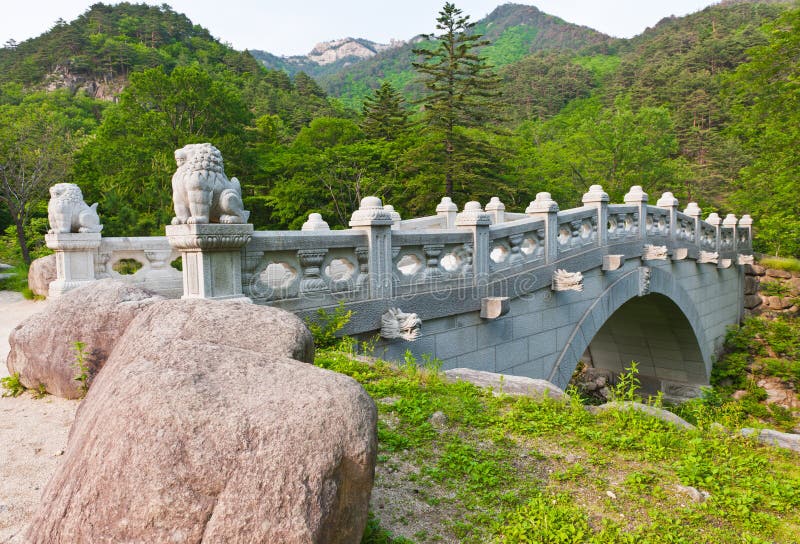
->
[1,0,799,268]
[255,3,612,107]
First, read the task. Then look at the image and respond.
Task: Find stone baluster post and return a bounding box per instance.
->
[723,214,738,253]
[45,232,102,298]
[624,185,649,242]
[456,202,491,297]
[436,197,458,229]
[349,196,393,300]
[739,215,753,250]
[166,223,254,300]
[581,185,609,247]
[706,213,722,253]
[683,202,702,248]
[485,197,505,225]
[384,205,402,230]
[526,192,559,264]
[657,191,679,242]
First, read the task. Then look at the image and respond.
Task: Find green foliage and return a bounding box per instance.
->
[32,383,48,399]
[316,346,800,543]
[726,6,800,257]
[361,513,414,544]
[361,82,409,140]
[759,280,790,298]
[494,494,591,543]
[305,302,352,350]
[760,256,800,273]
[611,361,641,402]
[72,340,90,397]
[1,372,25,397]
[74,65,253,235]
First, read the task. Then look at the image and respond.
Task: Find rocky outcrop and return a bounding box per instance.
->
[744,263,800,315]
[27,254,57,297]
[26,299,377,543]
[444,367,567,399]
[6,280,162,398]
[307,38,400,65]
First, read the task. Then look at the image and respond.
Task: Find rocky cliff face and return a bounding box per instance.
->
[250,37,404,76]
[308,38,400,65]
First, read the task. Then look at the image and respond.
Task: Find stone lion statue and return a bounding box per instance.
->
[47,183,103,234]
[170,143,250,225]
[381,308,422,342]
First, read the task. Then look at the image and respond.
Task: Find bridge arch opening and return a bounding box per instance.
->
[581,293,708,395]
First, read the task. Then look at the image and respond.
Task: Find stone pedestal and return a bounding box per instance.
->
[166,223,253,301]
[45,232,102,298]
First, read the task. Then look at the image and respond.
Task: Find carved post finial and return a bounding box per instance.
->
[739,214,753,250]
[657,191,679,242]
[582,185,609,247]
[349,196,393,300]
[623,185,648,204]
[526,192,559,264]
[456,202,491,297]
[624,186,648,241]
[684,202,702,247]
[301,213,330,231]
[383,205,402,230]
[485,197,505,225]
[722,213,738,253]
[436,196,458,229]
[706,213,722,253]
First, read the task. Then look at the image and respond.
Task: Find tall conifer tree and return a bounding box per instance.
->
[412,2,500,197]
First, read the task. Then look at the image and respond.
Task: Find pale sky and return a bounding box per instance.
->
[1,1,721,56]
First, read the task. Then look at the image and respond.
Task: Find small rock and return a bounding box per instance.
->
[675,485,710,503]
[606,490,617,500]
[741,428,800,452]
[52,450,64,457]
[429,411,448,430]
[732,390,748,401]
[766,268,792,279]
[593,401,696,430]
[444,368,567,400]
[27,254,57,297]
[744,264,765,276]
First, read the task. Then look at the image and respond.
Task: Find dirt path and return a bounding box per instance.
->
[0,291,79,543]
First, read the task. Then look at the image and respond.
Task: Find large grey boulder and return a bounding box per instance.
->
[26,299,377,544]
[6,279,162,398]
[27,254,56,297]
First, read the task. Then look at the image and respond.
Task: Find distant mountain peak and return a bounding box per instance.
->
[307,37,402,66]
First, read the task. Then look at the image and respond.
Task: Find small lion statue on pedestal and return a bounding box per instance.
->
[170,143,250,225]
[47,183,103,234]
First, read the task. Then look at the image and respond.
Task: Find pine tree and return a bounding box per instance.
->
[412,2,501,197]
[361,81,409,140]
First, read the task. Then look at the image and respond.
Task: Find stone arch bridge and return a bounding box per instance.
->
[46,185,752,395]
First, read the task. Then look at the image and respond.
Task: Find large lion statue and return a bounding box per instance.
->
[170,143,249,225]
[47,183,103,234]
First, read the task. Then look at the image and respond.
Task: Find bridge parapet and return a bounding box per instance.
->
[45,183,753,328]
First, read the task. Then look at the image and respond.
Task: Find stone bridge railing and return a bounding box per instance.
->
[46,185,753,336]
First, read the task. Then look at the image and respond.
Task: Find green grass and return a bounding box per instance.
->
[315,350,800,543]
[760,256,800,273]
[1,372,26,397]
